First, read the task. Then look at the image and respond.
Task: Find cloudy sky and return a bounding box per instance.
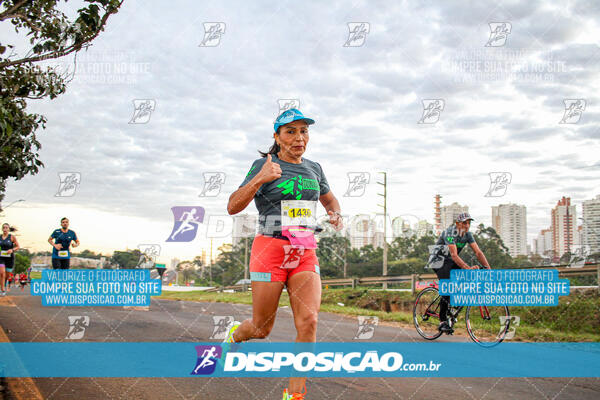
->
[2,0,599,264]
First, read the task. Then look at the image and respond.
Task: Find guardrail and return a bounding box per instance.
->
[206,264,600,294]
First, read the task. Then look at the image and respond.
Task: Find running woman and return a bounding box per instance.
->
[226,108,343,400]
[427,212,491,333]
[0,223,20,297]
[48,217,80,270]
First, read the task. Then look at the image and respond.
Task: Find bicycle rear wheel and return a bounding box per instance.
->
[465,305,510,347]
[413,287,443,340]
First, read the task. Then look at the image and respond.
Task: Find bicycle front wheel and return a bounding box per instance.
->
[465,305,510,347]
[413,287,443,340]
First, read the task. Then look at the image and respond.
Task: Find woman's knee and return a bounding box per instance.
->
[295,313,318,335]
[251,318,275,338]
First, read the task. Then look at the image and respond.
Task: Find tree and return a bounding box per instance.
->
[111,249,141,269]
[0,0,123,209]
[460,224,513,268]
[215,243,247,286]
[76,249,101,259]
[316,235,350,278]
[529,253,543,266]
[512,255,533,267]
[14,252,30,273]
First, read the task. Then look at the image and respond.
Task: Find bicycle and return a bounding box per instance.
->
[413,284,511,347]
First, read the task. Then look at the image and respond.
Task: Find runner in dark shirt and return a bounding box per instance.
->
[48,217,80,270]
[0,223,19,296]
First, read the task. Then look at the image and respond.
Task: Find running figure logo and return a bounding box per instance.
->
[485,22,511,47]
[559,99,586,124]
[191,345,222,375]
[210,316,234,340]
[129,99,156,124]
[344,172,370,197]
[344,22,370,47]
[199,22,226,47]
[485,172,512,197]
[277,175,303,200]
[199,172,226,197]
[354,316,378,339]
[418,99,445,124]
[66,316,90,340]
[166,207,205,242]
[276,99,301,122]
[568,245,590,268]
[137,244,161,268]
[426,244,448,270]
[281,245,304,269]
[55,172,81,197]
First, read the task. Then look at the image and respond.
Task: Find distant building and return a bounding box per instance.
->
[374,231,385,249]
[441,202,469,228]
[551,197,576,258]
[535,228,553,257]
[391,217,413,238]
[170,258,180,270]
[415,220,435,238]
[348,215,381,249]
[582,195,600,254]
[492,204,528,257]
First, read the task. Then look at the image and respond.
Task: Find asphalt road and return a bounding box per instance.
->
[1,287,599,400]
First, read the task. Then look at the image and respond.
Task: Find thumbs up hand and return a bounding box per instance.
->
[258,153,282,183]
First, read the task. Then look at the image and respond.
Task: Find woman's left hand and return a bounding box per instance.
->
[327,210,343,231]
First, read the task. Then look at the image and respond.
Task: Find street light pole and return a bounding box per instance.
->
[377,172,388,289]
[0,199,25,214]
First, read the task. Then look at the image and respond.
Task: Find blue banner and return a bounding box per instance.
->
[439,269,570,306]
[30,269,161,306]
[0,342,598,378]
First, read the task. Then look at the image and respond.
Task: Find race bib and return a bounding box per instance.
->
[281,200,317,227]
[0,250,9,257]
[58,250,69,258]
[281,200,318,250]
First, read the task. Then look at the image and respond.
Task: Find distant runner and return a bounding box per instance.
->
[18,272,28,291]
[0,223,20,297]
[48,217,80,270]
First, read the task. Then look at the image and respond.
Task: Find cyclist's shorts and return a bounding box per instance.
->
[434,261,461,280]
[249,234,320,283]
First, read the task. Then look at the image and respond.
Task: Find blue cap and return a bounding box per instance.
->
[274,108,315,133]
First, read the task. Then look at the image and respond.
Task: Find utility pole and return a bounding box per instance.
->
[210,238,213,284]
[244,236,248,281]
[377,172,388,290]
[344,244,347,278]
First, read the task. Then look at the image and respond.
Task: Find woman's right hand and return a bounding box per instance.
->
[54,244,62,250]
[257,154,282,183]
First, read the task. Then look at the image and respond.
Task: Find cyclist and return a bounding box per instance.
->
[428,212,490,334]
[226,108,343,400]
[0,223,20,297]
[48,217,80,270]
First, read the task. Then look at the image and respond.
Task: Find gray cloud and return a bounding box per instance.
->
[3,0,599,251]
